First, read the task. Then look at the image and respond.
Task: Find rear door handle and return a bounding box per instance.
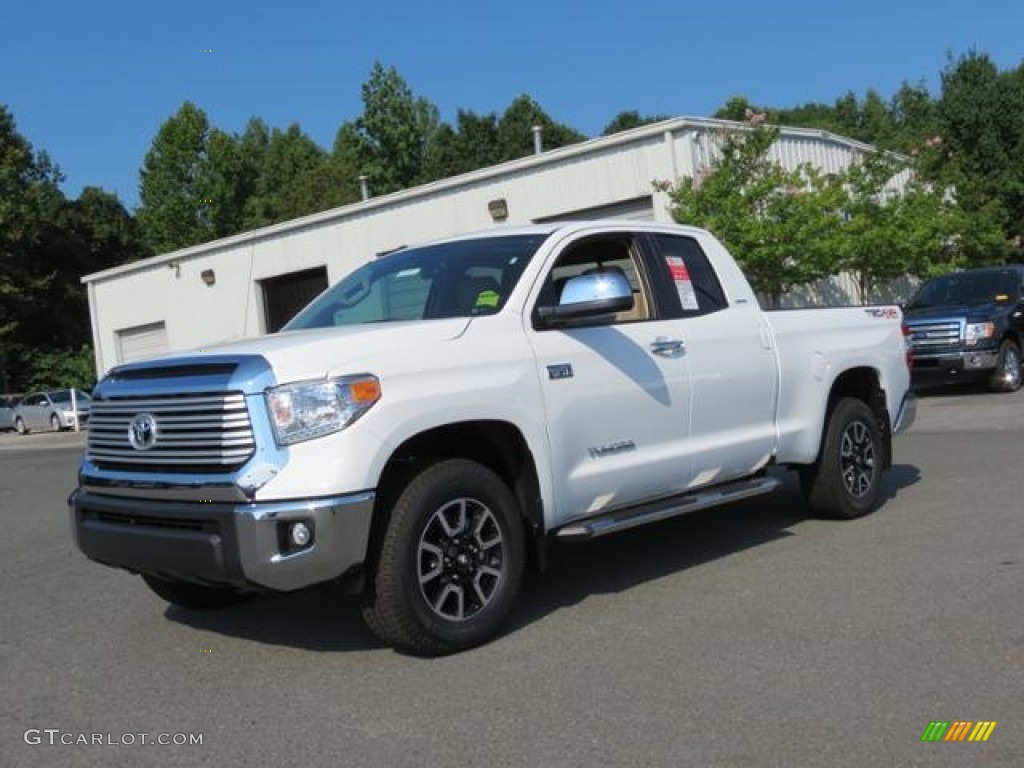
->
[650,337,685,356]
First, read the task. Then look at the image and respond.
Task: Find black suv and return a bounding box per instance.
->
[903,265,1024,392]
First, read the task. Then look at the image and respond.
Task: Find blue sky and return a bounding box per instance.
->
[2,0,1020,209]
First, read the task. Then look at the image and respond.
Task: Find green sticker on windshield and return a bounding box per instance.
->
[475,290,500,308]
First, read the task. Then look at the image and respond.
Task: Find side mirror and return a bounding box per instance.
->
[535,272,634,327]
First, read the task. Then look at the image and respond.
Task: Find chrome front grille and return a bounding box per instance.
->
[908,320,962,353]
[87,393,255,470]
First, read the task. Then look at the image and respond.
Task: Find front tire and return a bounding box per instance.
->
[362,459,526,655]
[50,413,61,432]
[142,574,249,610]
[988,339,1022,393]
[800,398,884,520]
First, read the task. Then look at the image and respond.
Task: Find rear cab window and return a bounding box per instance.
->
[647,233,728,317]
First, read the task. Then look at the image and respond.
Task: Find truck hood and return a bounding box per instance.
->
[904,303,1006,325]
[179,318,471,384]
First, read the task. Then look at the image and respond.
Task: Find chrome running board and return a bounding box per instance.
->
[554,476,781,540]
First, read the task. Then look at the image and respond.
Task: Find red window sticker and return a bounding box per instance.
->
[666,256,698,310]
[666,256,690,282]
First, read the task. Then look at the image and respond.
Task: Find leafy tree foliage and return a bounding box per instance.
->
[1,106,54,350]
[667,126,845,306]
[1,106,147,391]
[836,153,950,300]
[242,124,329,226]
[137,101,215,252]
[664,122,994,306]
[935,51,1024,241]
[344,62,441,194]
[496,95,585,161]
[714,51,1024,252]
[601,110,671,136]
[422,110,502,180]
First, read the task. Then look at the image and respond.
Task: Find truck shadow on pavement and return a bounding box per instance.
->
[165,466,920,653]
[506,464,920,634]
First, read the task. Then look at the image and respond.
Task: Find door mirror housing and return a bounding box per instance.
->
[535,271,634,327]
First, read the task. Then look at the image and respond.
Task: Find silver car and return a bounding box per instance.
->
[0,395,20,431]
[13,389,92,434]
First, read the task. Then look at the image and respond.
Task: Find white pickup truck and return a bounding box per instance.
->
[70,221,915,654]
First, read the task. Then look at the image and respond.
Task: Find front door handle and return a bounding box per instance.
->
[650,337,685,356]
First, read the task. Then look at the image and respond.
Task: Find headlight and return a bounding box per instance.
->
[265,375,381,446]
[964,322,996,346]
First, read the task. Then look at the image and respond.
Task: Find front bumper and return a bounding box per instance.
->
[69,489,375,592]
[911,349,999,383]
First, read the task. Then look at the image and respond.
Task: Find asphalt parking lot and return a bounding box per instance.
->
[1,390,1021,767]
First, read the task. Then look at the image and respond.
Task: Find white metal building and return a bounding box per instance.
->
[83,116,881,376]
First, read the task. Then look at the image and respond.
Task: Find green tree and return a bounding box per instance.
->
[242,123,328,226]
[601,110,670,136]
[889,82,938,153]
[421,110,502,181]
[420,123,463,182]
[667,125,844,306]
[935,51,1024,240]
[348,62,441,194]
[835,153,950,301]
[713,97,756,123]
[1,108,146,390]
[0,106,65,389]
[137,101,215,252]
[496,95,585,161]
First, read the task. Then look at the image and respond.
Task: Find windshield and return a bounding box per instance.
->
[50,390,92,404]
[285,234,547,330]
[907,270,1020,310]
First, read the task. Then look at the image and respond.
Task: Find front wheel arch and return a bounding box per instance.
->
[988,338,1022,393]
[362,458,526,655]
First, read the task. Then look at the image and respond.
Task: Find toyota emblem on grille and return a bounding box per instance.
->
[128,413,158,451]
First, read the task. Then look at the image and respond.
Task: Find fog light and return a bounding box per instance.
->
[290,522,312,547]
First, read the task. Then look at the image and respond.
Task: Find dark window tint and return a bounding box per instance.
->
[651,234,728,316]
[907,269,1021,309]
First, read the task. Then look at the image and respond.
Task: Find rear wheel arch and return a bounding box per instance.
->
[822,367,892,469]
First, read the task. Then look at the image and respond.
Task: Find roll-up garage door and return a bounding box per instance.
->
[117,322,168,364]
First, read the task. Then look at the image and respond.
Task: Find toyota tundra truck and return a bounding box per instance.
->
[70,221,915,654]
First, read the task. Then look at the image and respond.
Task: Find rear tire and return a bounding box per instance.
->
[142,574,249,610]
[988,339,1021,393]
[14,417,27,435]
[362,459,525,655]
[800,398,884,520]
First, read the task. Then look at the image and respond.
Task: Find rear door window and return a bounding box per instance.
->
[648,234,728,317]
